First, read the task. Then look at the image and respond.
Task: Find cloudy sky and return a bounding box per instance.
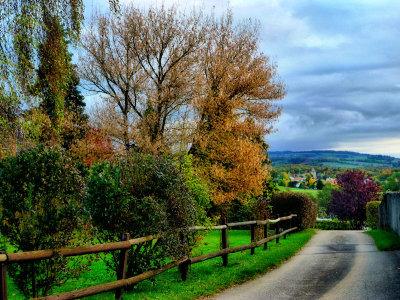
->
[82,0,400,157]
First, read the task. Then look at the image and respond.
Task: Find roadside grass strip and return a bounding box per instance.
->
[365,229,400,251]
[7,229,316,299]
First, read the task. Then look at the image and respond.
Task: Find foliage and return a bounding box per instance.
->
[84,153,198,280]
[278,172,290,187]
[34,16,70,129]
[0,146,88,297]
[365,229,400,251]
[271,191,317,229]
[366,201,381,229]
[305,174,315,189]
[316,182,337,218]
[174,154,212,224]
[0,1,84,103]
[80,5,205,153]
[316,179,325,190]
[69,127,114,166]
[190,12,284,207]
[315,220,354,230]
[328,170,382,229]
[382,172,400,192]
[81,7,283,208]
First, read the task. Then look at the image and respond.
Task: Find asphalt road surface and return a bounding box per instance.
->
[213,230,400,300]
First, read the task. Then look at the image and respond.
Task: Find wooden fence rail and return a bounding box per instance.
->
[0,214,297,300]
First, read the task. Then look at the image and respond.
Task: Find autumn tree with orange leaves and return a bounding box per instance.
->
[190,13,285,208]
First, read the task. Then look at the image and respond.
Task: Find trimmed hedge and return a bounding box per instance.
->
[366,201,381,229]
[316,220,354,230]
[271,191,317,229]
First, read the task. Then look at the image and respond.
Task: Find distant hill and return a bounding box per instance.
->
[268,150,400,168]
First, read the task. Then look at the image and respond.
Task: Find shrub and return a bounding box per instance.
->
[0,146,88,298]
[175,154,211,225]
[84,153,198,281]
[316,220,354,230]
[366,201,381,229]
[271,191,317,229]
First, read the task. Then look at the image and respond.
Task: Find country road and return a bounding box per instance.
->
[213,230,400,300]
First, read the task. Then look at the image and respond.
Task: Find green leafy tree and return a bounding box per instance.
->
[316,179,325,190]
[383,172,400,192]
[316,182,336,218]
[279,172,290,187]
[0,146,89,298]
[84,153,198,281]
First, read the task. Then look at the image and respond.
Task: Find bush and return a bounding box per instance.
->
[366,201,381,229]
[271,191,317,229]
[84,153,198,281]
[0,146,88,298]
[316,220,354,230]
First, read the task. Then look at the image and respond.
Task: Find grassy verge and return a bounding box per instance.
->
[365,229,400,251]
[7,229,316,299]
[278,186,318,197]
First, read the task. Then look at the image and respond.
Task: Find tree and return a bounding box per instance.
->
[0,0,84,96]
[316,179,325,190]
[278,172,290,187]
[190,13,285,208]
[316,182,336,218]
[0,146,89,297]
[79,6,205,153]
[305,173,316,189]
[69,127,114,166]
[382,172,400,192]
[329,170,382,229]
[35,16,70,129]
[84,154,198,280]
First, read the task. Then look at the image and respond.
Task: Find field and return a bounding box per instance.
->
[6,229,316,299]
[278,186,318,197]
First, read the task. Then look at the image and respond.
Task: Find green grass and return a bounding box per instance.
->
[365,229,400,251]
[6,229,316,299]
[278,186,318,197]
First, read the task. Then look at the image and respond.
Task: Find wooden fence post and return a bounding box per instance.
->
[289,212,292,235]
[250,223,255,255]
[178,232,190,281]
[263,215,268,250]
[284,212,289,240]
[115,233,130,300]
[221,218,228,266]
[0,251,6,300]
[276,214,280,244]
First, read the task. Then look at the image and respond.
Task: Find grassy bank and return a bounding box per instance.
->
[278,186,318,197]
[7,229,316,299]
[365,229,400,251]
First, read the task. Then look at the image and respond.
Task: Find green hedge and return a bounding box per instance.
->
[366,201,381,229]
[271,192,317,229]
[316,220,354,230]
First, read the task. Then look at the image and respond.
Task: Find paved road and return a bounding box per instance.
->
[213,230,400,300]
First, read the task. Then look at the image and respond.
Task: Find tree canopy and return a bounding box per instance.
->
[329,170,381,229]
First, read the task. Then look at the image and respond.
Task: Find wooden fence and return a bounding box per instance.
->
[0,214,297,300]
